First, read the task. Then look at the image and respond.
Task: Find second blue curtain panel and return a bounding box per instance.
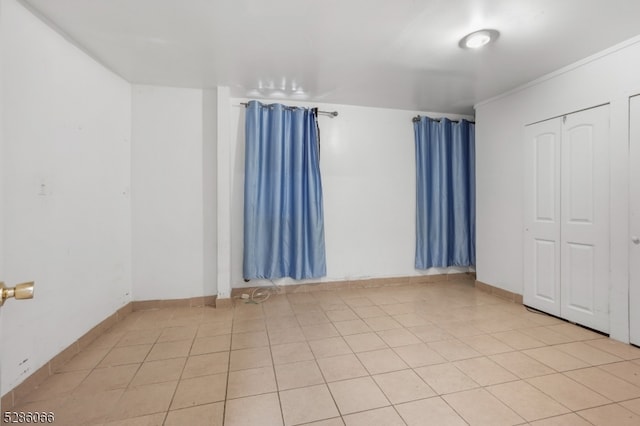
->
[243,101,327,280]
[414,117,476,269]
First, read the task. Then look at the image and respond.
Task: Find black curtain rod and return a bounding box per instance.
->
[240,102,338,118]
[412,115,475,124]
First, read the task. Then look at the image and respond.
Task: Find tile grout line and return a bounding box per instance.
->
[287,292,336,424]
[161,309,200,425]
[220,303,238,426]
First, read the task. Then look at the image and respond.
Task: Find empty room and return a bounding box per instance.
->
[2,0,640,424]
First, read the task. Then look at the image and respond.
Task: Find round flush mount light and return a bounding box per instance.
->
[459,29,500,49]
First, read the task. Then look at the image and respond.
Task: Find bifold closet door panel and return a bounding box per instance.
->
[560,104,610,333]
[524,105,611,334]
[630,95,640,346]
[523,118,562,317]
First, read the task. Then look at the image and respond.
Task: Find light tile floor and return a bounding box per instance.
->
[7,278,640,425]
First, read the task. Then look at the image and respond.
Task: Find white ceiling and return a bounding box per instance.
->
[21,0,640,115]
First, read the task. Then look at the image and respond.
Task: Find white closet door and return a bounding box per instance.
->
[560,105,610,333]
[630,95,640,346]
[524,118,562,316]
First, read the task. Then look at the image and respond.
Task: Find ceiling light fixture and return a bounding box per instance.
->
[459,29,499,49]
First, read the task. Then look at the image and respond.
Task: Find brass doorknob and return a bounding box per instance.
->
[0,281,35,306]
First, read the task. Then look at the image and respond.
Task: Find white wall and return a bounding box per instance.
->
[1,0,132,394]
[216,88,233,298]
[203,89,218,299]
[227,99,473,290]
[131,85,215,301]
[475,36,640,341]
